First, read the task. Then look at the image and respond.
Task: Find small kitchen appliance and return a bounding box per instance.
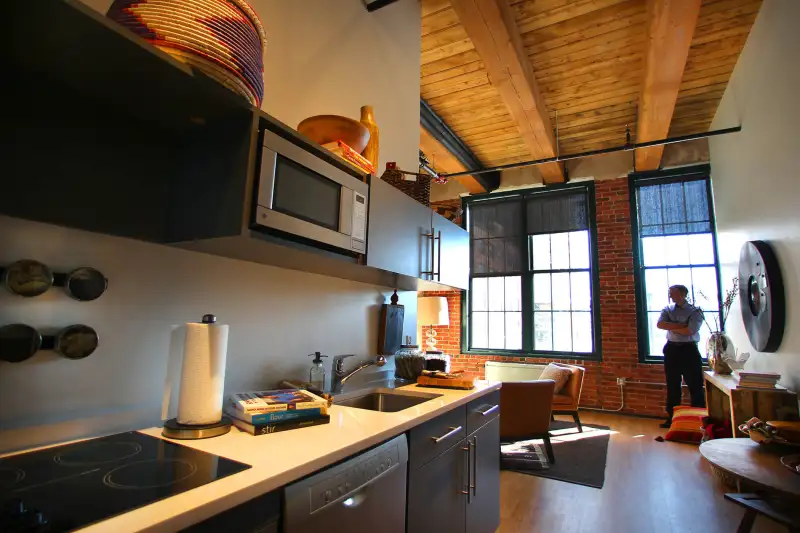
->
[162,314,231,440]
[253,127,369,256]
[0,431,250,532]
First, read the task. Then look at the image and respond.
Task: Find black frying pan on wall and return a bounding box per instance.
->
[0,324,99,363]
[1,259,107,301]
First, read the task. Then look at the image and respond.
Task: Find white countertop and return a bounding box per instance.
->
[75,381,501,533]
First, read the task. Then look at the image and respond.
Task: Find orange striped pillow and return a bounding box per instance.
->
[664,406,708,443]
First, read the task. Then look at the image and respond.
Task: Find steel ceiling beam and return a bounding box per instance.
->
[442,126,741,178]
[365,0,401,12]
[420,99,500,192]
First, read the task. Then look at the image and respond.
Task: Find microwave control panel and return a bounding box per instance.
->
[351,192,367,252]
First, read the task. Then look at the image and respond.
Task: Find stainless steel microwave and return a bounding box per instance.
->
[253,128,368,256]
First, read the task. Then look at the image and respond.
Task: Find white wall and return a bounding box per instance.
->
[80,0,421,172]
[0,217,417,452]
[0,0,422,452]
[258,0,421,172]
[709,0,800,391]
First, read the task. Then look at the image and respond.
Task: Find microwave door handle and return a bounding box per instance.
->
[340,190,353,236]
[258,147,278,209]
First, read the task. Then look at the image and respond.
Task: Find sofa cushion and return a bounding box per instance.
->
[664,406,708,444]
[539,363,572,394]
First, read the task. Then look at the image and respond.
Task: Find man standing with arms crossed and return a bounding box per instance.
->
[657,284,706,428]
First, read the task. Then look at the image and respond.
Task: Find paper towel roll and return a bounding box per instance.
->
[177,320,229,425]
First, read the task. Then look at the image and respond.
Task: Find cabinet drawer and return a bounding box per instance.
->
[409,406,467,471]
[466,391,500,435]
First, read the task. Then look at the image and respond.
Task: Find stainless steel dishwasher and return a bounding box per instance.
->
[283,434,408,533]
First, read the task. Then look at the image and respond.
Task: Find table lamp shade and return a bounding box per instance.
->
[418,297,450,326]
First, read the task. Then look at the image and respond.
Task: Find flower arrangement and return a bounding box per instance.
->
[698,277,739,333]
[697,278,740,375]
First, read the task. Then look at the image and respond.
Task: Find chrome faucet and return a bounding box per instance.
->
[331,354,386,393]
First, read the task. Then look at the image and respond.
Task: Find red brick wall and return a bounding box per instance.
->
[420,179,688,418]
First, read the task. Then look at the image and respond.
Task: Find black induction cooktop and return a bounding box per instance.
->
[0,431,251,532]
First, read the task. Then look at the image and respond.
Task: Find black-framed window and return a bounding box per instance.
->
[464,182,601,359]
[630,165,722,363]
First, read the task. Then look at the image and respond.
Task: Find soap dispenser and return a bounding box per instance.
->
[308,352,328,392]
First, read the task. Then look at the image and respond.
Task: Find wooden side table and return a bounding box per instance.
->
[701,439,800,532]
[724,493,800,533]
[699,438,800,498]
[704,371,799,437]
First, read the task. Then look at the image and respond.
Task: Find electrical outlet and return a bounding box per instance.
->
[616,377,626,386]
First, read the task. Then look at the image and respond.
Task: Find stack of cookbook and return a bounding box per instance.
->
[734,370,781,389]
[225,389,329,436]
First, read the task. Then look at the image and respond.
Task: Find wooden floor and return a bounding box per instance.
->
[499,412,783,533]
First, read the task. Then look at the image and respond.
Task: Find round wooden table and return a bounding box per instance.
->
[700,438,800,498]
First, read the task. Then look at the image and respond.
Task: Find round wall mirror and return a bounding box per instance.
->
[738,241,785,352]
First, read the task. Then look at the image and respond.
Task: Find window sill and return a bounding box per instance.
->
[463,348,601,361]
[640,356,711,367]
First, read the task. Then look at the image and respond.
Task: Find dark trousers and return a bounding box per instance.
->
[663,341,706,418]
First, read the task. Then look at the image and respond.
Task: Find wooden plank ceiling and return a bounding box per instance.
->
[421,0,761,171]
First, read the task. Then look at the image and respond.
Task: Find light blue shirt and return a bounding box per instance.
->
[659,303,703,343]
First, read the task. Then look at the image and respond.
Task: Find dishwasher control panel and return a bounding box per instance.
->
[310,440,401,512]
[284,433,409,518]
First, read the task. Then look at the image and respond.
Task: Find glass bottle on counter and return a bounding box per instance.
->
[308,352,328,391]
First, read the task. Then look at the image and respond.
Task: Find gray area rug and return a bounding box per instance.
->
[500,420,611,489]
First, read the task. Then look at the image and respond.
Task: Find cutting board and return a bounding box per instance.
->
[417,375,475,390]
[378,304,404,355]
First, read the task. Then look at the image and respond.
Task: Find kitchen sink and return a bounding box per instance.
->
[335,388,442,412]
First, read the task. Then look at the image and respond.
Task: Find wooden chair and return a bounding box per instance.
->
[550,363,585,433]
[499,380,557,464]
[725,493,800,533]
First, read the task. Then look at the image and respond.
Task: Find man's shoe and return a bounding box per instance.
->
[659,419,672,429]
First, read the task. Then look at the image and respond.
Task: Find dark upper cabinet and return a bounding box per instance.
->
[367,177,433,281]
[4,1,470,292]
[368,178,469,290]
[433,210,470,290]
[466,417,501,533]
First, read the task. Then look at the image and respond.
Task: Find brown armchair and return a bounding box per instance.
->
[500,380,557,464]
[550,363,585,432]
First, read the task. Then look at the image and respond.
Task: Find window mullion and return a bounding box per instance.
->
[521,198,533,353]
[502,277,507,350]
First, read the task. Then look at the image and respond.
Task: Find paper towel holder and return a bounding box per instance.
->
[162,416,232,440]
[162,313,232,440]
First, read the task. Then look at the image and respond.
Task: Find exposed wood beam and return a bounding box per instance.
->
[449,0,564,183]
[420,99,500,192]
[635,0,702,171]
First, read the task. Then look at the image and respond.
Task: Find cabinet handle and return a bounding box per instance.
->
[477,404,499,417]
[430,425,462,444]
[436,230,442,281]
[420,230,436,280]
[461,446,471,502]
[471,437,478,496]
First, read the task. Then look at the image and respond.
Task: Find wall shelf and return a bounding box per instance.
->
[2,0,466,292]
[7,0,251,130]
